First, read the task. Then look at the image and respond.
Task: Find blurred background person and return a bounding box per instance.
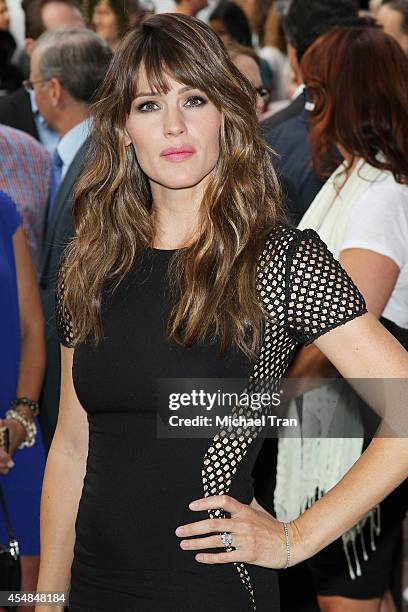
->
[0,0,86,152]
[34,28,112,452]
[257,1,288,103]
[235,0,288,101]
[274,24,408,612]
[377,0,408,54]
[89,0,129,50]
[0,0,10,30]
[0,30,23,95]
[225,40,269,118]
[172,0,208,17]
[209,1,274,94]
[6,0,25,52]
[259,1,362,226]
[0,190,45,612]
[0,125,51,272]
[262,0,359,132]
[209,0,252,46]
[125,0,155,28]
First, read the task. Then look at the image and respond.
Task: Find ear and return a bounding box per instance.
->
[49,78,63,108]
[123,128,132,147]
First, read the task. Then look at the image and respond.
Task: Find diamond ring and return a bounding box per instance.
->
[220,531,233,548]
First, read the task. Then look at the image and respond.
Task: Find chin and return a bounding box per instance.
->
[156,171,211,190]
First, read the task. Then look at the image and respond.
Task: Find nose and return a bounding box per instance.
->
[163,105,186,137]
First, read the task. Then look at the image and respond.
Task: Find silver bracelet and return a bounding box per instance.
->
[282,522,291,569]
[5,409,37,449]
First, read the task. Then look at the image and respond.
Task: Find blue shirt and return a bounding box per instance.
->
[29,91,59,154]
[57,118,91,181]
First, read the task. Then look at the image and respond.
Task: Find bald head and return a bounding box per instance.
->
[41,1,85,31]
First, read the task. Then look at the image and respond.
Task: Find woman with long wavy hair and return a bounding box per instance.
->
[35,14,408,612]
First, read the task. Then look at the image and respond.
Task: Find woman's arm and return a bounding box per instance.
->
[35,347,89,612]
[296,310,408,556]
[284,247,400,393]
[174,313,408,568]
[0,227,45,473]
[14,225,45,402]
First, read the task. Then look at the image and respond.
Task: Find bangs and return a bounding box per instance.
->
[130,28,223,104]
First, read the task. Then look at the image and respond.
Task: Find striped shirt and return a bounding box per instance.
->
[0,124,51,272]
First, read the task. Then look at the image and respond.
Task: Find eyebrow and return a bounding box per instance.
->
[134,86,195,99]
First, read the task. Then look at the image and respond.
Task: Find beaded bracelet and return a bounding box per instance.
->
[10,397,39,417]
[5,409,37,449]
[282,522,291,570]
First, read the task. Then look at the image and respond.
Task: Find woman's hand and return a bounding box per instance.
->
[0,417,27,474]
[175,495,302,568]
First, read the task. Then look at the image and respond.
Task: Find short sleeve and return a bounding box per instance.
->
[0,191,21,237]
[340,181,408,270]
[286,228,367,345]
[55,272,76,348]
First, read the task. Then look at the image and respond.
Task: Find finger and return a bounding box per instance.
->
[195,550,244,564]
[0,468,10,476]
[176,518,237,538]
[189,495,244,515]
[180,533,242,551]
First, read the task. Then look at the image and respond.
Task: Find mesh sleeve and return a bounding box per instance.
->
[285,228,367,345]
[55,272,76,348]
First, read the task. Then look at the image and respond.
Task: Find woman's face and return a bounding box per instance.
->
[0,0,10,31]
[91,0,119,47]
[125,72,222,193]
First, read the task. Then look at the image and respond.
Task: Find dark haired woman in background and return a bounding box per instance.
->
[89,0,129,50]
[36,14,408,612]
[276,25,408,612]
[209,1,274,93]
[209,0,252,46]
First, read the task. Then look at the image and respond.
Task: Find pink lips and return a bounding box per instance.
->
[160,145,196,162]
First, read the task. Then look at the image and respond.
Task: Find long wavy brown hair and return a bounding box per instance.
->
[62,13,283,359]
[301,26,408,181]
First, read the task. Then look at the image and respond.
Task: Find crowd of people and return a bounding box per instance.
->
[0,1,407,611]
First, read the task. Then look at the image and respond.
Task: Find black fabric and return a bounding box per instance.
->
[0,482,21,600]
[307,519,402,601]
[266,105,324,224]
[56,226,367,611]
[0,87,39,141]
[39,140,89,453]
[260,91,305,134]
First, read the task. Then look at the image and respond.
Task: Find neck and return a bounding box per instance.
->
[149,178,209,249]
[56,104,88,138]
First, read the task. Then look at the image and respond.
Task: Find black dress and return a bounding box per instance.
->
[56,226,367,612]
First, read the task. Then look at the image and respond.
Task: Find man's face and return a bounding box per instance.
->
[377,4,408,55]
[30,49,57,130]
[41,1,85,31]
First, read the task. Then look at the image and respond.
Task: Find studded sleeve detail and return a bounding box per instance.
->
[285,228,367,345]
[55,273,76,348]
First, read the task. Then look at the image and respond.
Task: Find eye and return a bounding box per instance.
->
[184,96,207,108]
[137,101,160,112]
